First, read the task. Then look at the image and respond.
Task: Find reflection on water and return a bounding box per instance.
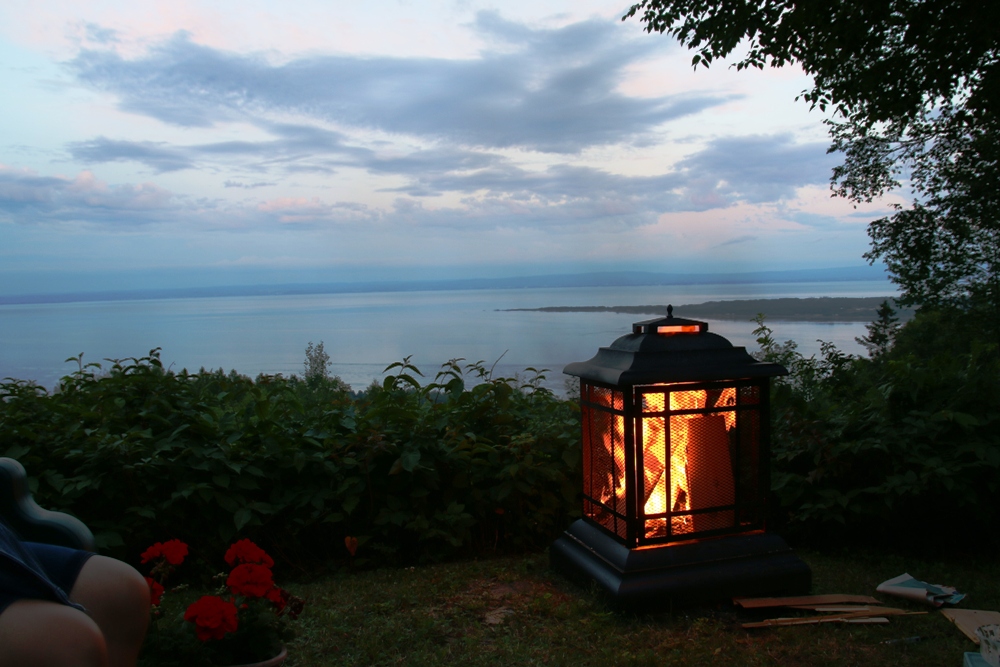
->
[0,281,895,394]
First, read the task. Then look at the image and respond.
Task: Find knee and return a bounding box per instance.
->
[59,614,110,667]
[72,556,151,632]
[115,559,152,615]
[104,557,152,630]
[0,600,109,667]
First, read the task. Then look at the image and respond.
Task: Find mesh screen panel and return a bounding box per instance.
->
[581,401,592,511]
[737,407,762,526]
[639,394,668,538]
[582,381,766,545]
[581,384,628,539]
[739,384,760,405]
[589,408,616,533]
[683,411,736,532]
[637,386,743,540]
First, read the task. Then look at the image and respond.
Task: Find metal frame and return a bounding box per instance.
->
[579,377,771,549]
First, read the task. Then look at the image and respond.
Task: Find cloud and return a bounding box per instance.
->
[715,234,757,247]
[0,165,178,225]
[673,134,837,208]
[82,22,120,46]
[224,180,276,189]
[41,14,842,236]
[68,13,728,153]
[66,123,369,174]
[68,137,194,172]
[49,133,839,233]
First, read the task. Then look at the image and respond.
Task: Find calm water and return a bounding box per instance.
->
[0,281,894,394]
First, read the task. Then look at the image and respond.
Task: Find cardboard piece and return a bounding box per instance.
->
[742,612,887,628]
[942,609,1000,645]
[789,605,885,612]
[734,594,880,609]
[741,607,924,629]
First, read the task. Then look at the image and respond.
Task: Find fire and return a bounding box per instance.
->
[639,387,736,538]
[592,385,738,539]
[603,412,626,515]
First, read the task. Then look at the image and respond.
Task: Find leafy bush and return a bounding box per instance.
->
[8,304,994,564]
[0,351,580,569]
[758,305,1000,548]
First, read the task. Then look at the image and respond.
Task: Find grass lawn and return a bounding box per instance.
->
[279,547,998,666]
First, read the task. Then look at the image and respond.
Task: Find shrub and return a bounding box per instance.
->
[758,306,1000,548]
[0,351,580,569]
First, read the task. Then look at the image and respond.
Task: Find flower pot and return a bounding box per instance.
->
[222,645,287,667]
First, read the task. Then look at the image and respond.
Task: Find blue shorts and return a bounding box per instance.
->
[0,542,94,616]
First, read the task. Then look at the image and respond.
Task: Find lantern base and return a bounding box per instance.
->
[550,519,810,610]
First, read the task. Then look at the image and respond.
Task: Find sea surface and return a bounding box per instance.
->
[0,281,895,395]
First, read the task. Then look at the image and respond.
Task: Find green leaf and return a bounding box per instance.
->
[401,449,421,472]
[214,493,241,514]
[95,531,124,549]
[234,508,253,531]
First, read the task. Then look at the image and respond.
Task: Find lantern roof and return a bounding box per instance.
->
[564,305,788,386]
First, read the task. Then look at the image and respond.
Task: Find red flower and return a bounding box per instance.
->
[344,536,358,557]
[184,596,238,641]
[223,539,274,568]
[227,563,275,598]
[145,577,164,607]
[264,587,287,612]
[140,539,189,566]
[160,540,188,565]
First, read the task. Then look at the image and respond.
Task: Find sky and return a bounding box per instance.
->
[0,0,900,296]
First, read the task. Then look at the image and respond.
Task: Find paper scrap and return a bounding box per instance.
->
[876,573,965,607]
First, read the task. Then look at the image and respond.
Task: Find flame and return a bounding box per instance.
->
[597,409,627,517]
[639,387,736,538]
[593,385,737,540]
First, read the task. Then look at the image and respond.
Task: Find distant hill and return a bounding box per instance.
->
[503,297,912,322]
[1,266,890,306]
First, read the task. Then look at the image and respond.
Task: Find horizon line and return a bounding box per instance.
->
[0,266,891,307]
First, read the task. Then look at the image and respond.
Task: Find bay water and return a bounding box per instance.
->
[0,280,894,395]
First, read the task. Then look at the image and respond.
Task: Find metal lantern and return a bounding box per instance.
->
[551,307,810,609]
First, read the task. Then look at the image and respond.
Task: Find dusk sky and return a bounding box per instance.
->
[0,0,900,296]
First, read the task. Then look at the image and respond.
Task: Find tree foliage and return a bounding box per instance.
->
[624,0,1000,326]
[754,314,1000,548]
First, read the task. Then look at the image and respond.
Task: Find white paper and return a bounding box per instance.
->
[876,572,965,607]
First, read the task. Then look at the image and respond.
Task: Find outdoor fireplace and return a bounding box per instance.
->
[551,307,810,609]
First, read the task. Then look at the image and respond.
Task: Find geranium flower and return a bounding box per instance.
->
[227,563,275,598]
[264,587,287,612]
[145,577,164,607]
[184,596,238,641]
[224,539,274,568]
[141,539,189,566]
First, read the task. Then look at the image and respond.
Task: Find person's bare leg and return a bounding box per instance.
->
[69,556,150,667]
[0,599,108,667]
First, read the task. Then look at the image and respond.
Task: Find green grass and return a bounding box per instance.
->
[275,548,999,666]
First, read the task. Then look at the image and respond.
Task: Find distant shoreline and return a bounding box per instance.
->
[0,267,889,306]
[501,297,911,322]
